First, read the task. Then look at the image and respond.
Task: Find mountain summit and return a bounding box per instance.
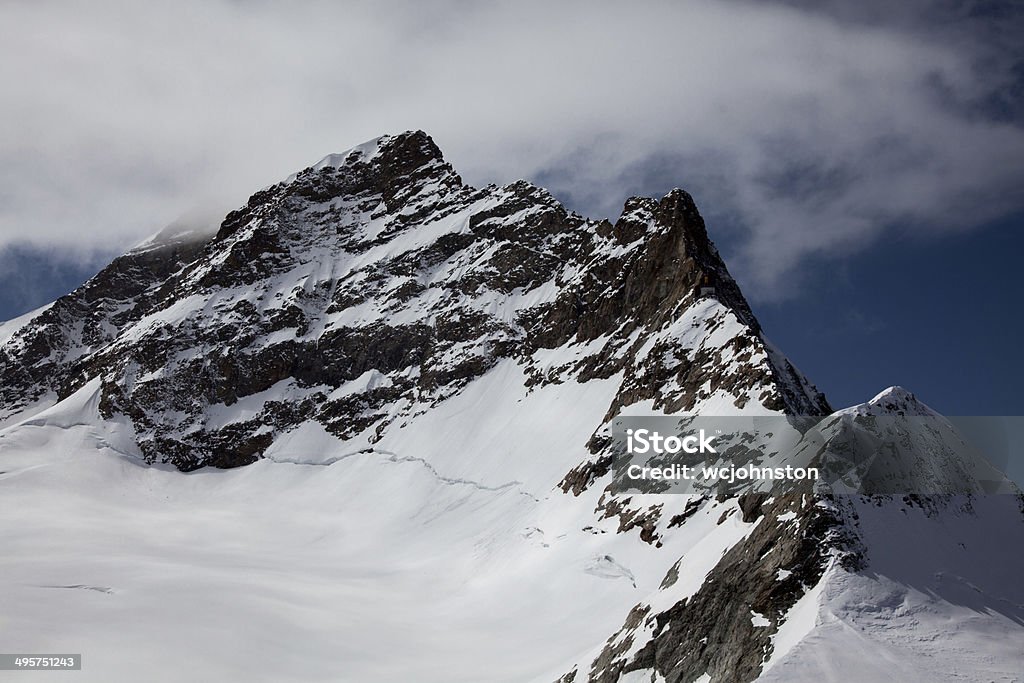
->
[0,130,828,471]
[1,132,1020,683]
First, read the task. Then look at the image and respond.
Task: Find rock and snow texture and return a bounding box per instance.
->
[0,131,1021,682]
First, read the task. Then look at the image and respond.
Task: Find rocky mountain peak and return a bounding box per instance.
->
[372,129,447,173]
[216,130,462,242]
[0,131,830,471]
[292,129,449,183]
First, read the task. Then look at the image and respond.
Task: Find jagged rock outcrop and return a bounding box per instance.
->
[576,491,864,683]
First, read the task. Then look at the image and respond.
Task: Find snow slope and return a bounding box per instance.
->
[760,495,1024,682]
[0,372,748,683]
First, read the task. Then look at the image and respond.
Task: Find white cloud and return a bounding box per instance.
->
[1,0,1022,297]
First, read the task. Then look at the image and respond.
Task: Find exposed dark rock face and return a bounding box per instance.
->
[579,491,865,683]
[0,130,828,472]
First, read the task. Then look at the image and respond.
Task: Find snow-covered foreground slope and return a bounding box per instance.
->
[2,431,613,683]
[0,375,767,683]
[2,376,1022,682]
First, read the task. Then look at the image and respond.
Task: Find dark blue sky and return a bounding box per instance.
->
[755,213,1024,415]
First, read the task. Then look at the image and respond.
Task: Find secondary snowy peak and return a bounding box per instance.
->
[856,385,939,416]
[813,388,1018,496]
[0,131,827,471]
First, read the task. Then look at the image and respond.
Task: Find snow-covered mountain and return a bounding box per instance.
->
[0,131,1020,683]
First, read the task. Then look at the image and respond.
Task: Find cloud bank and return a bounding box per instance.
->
[2,0,1022,297]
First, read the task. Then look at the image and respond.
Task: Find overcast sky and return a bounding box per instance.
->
[1,1,1023,416]
[2,0,1023,297]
